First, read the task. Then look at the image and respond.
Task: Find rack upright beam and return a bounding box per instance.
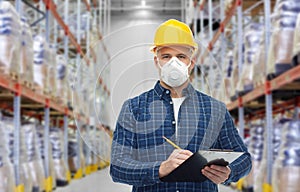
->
[264,0,273,188]
[237,0,244,138]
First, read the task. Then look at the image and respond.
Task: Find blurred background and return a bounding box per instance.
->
[0,0,299,191]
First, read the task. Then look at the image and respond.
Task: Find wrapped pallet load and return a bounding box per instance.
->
[33,35,50,94]
[36,125,57,191]
[238,23,263,95]
[253,37,266,87]
[49,127,69,187]
[224,51,233,104]
[273,119,300,192]
[267,0,300,77]
[0,120,15,192]
[292,14,300,66]
[68,134,79,174]
[20,17,34,86]
[22,124,45,192]
[81,129,93,175]
[48,45,57,98]
[68,130,86,178]
[0,1,21,77]
[243,121,264,192]
[56,55,68,105]
[3,119,33,192]
[229,43,243,101]
[254,117,292,192]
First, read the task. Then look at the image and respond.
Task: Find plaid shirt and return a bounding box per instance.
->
[110,81,251,192]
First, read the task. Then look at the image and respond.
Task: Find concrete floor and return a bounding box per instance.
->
[55,167,238,192]
[55,168,131,192]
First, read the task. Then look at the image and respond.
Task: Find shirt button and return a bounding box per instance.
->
[166,90,170,94]
[170,101,173,104]
[172,121,176,124]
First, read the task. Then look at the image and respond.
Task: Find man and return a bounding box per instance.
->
[110,19,251,192]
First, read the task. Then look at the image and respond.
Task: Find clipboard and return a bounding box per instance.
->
[160,150,244,182]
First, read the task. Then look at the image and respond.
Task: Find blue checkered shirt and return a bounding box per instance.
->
[110,81,251,192]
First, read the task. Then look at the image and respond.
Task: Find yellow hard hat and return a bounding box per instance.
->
[151,19,198,53]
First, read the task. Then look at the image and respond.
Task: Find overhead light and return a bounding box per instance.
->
[141,0,146,7]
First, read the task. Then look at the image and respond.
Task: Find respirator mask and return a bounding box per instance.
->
[158,57,191,88]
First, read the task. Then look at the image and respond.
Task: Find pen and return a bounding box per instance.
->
[162,136,181,149]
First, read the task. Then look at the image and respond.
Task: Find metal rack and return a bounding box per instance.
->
[189,0,300,190]
[0,0,112,191]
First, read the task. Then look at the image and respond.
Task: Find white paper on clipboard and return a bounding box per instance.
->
[198,150,244,164]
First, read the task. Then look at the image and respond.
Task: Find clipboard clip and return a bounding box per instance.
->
[208,149,234,152]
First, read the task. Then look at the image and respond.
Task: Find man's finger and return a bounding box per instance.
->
[179,150,193,156]
[209,165,230,174]
[201,169,222,184]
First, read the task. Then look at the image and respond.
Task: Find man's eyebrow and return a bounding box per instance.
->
[176,53,188,56]
[160,53,171,56]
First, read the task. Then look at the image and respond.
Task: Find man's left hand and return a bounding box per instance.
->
[201,165,231,184]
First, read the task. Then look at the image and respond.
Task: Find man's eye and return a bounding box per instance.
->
[162,55,171,59]
[178,55,186,59]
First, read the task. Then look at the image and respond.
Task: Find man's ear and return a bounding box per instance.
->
[189,57,196,72]
[154,56,159,68]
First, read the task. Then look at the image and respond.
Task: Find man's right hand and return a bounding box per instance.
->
[159,149,193,178]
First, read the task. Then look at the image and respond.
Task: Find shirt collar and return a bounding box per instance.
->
[154,81,195,99]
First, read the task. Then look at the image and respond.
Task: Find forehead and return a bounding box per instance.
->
[157,45,192,56]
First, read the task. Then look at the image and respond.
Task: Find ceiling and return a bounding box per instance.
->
[110,0,277,15]
[110,0,182,11]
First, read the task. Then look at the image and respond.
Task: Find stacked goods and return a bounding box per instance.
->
[267,0,300,77]
[22,124,45,192]
[68,131,85,176]
[3,120,33,192]
[67,135,79,174]
[292,14,300,65]
[253,37,266,87]
[243,122,264,191]
[67,65,76,110]
[49,127,69,187]
[273,120,300,192]
[20,17,34,86]
[98,128,111,167]
[229,42,243,101]
[33,35,50,94]
[224,51,234,103]
[81,130,92,174]
[238,23,263,94]
[56,55,68,105]
[0,120,15,192]
[0,1,21,76]
[36,125,57,190]
[48,46,57,98]
[89,131,101,170]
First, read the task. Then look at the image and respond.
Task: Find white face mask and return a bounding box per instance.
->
[158,57,191,88]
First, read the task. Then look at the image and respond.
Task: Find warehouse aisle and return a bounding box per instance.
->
[55,168,132,192]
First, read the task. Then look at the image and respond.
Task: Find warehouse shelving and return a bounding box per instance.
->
[0,0,112,191]
[199,0,239,64]
[227,65,300,111]
[190,0,300,190]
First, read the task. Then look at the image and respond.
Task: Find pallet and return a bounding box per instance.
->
[20,79,34,90]
[0,66,19,79]
[254,78,265,88]
[9,72,18,81]
[33,84,51,96]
